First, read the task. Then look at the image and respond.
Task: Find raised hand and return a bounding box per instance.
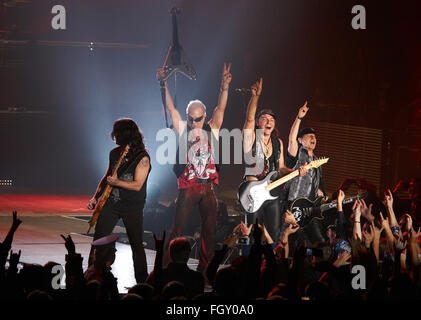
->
[297,101,309,119]
[383,189,393,208]
[337,189,345,204]
[409,227,421,242]
[252,219,263,243]
[60,234,76,255]
[153,230,166,252]
[395,237,407,252]
[379,212,390,230]
[352,200,362,220]
[11,211,22,231]
[371,221,384,240]
[221,62,232,89]
[360,200,375,222]
[239,221,253,238]
[224,224,241,248]
[250,77,263,97]
[401,214,413,232]
[333,251,352,268]
[9,249,21,270]
[156,68,166,82]
[285,224,300,235]
[283,210,298,226]
[362,223,374,247]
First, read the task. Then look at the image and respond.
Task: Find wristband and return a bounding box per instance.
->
[297,116,304,120]
[354,221,360,224]
[391,226,400,235]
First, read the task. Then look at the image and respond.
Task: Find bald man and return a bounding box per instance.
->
[157,63,232,276]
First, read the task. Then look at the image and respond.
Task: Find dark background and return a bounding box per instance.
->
[0,0,420,202]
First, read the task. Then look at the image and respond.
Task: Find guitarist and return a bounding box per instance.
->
[87,119,151,283]
[157,63,232,276]
[283,103,326,245]
[242,78,307,245]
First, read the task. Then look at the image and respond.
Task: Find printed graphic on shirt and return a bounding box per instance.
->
[178,134,218,188]
[187,138,215,180]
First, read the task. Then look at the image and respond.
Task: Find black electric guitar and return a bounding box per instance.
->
[238,158,329,214]
[289,192,367,228]
[159,7,197,82]
[158,7,197,128]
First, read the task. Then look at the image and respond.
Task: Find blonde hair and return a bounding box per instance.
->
[186,99,206,114]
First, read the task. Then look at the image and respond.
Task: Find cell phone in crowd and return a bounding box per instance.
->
[306,248,323,258]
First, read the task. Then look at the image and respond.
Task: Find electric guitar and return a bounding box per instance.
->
[237,158,329,214]
[159,8,197,82]
[289,192,367,228]
[87,144,130,233]
[158,7,197,128]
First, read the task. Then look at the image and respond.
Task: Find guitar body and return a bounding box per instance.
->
[160,8,197,81]
[289,192,367,228]
[237,171,278,214]
[289,197,325,228]
[87,145,130,233]
[236,158,329,215]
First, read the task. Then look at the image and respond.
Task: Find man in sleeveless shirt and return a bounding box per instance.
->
[242,78,307,245]
[87,119,151,283]
[157,63,232,275]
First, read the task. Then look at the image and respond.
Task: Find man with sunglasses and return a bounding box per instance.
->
[157,63,232,276]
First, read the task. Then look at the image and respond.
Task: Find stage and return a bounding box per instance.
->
[0,194,200,293]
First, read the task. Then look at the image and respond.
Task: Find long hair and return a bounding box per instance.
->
[111,119,146,156]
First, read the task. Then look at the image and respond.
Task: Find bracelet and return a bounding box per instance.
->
[220,87,229,92]
[297,116,303,120]
[354,221,360,223]
[391,226,400,234]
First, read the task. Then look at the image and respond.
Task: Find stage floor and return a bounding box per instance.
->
[0,194,199,293]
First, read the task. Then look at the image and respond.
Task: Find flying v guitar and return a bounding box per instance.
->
[158,7,197,128]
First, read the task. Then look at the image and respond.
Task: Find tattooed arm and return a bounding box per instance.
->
[106,156,150,191]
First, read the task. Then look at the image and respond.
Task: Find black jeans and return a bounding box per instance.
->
[247,198,282,244]
[163,183,218,275]
[88,201,148,284]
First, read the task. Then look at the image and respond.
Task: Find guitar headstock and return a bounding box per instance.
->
[169,7,181,15]
[307,157,329,169]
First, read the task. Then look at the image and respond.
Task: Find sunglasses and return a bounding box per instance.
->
[188,115,204,123]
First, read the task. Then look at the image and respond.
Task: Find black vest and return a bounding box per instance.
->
[109,146,151,211]
[244,135,281,180]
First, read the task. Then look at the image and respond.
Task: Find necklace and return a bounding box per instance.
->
[261,136,271,158]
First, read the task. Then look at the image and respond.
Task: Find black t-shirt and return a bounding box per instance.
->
[108,146,151,212]
[285,149,299,170]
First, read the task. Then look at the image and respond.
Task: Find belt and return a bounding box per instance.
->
[196,178,214,184]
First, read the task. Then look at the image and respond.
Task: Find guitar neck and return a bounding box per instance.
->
[266,170,299,191]
[264,158,328,192]
[320,195,362,212]
[172,13,180,48]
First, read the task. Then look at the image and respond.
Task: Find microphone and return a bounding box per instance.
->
[235,88,251,93]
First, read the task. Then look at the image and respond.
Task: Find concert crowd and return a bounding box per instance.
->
[0,177,420,301]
